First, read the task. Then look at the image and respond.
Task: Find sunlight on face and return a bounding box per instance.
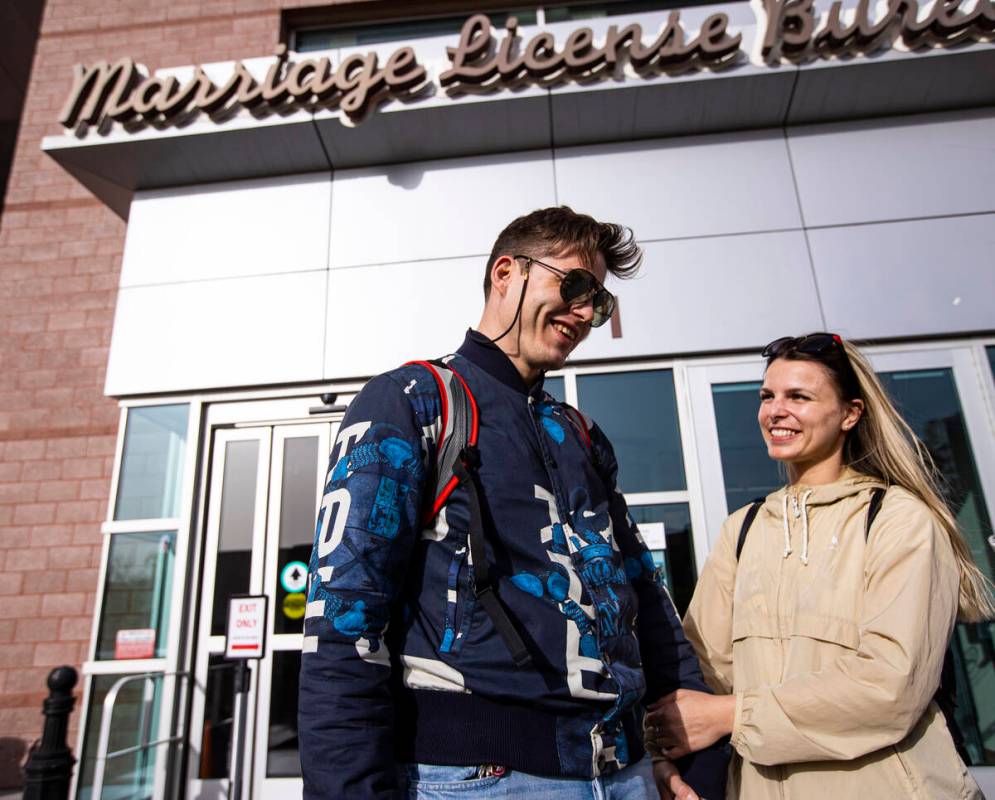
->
[758,358,859,483]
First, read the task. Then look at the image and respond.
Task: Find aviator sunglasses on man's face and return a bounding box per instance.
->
[514,255,616,328]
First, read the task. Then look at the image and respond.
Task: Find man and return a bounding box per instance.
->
[299,207,727,799]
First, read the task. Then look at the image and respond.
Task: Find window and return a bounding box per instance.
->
[576,369,685,493]
[96,532,176,661]
[114,405,188,521]
[294,9,537,52]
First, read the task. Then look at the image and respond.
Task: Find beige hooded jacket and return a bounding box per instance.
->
[677,471,982,799]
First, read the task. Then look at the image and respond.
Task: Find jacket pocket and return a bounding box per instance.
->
[439,542,472,654]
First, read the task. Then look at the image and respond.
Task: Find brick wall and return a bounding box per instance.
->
[0,0,376,787]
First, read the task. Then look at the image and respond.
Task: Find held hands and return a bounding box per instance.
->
[653,758,700,800]
[645,689,736,760]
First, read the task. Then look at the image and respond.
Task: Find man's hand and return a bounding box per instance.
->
[645,689,736,760]
[653,758,699,800]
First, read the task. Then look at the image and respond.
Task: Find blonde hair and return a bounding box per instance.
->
[839,341,995,622]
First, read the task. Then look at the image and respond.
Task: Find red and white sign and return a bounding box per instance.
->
[225,595,267,659]
[115,628,156,660]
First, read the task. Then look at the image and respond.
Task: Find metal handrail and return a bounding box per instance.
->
[91,671,188,800]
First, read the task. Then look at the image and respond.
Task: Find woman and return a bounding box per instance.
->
[645,333,992,799]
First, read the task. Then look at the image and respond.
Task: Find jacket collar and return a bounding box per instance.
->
[457,329,545,398]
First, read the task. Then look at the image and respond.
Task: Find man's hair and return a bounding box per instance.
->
[483,206,642,298]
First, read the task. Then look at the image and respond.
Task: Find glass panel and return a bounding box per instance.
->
[544,376,565,402]
[879,368,995,765]
[77,673,162,800]
[96,532,175,660]
[114,405,188,520]
[576,370,685,493]
[629,503,696,616]
[211,439,261,636]
[712,381,783,512]
[275,437,320,635]
[295,10,538,51]
[199,657,236,779]
[987,345,995,379]
[267,651,302,777]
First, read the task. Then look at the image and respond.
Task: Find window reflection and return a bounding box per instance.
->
[199,657,235,779]
[96,532,175,660]
[879,368,995,766]
[115,405,188,521]
[577,370,685,493]
[711,381,782,512]
[267,651,302,777]
[275,437,320,635]
[544,375,565,403]
[211,440,260,636]
[628,504,696,615]
[77,674,161,800]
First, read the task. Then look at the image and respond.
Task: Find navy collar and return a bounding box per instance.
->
[457,329,545,397]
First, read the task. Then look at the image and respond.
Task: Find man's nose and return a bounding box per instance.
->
[570,297,595,324]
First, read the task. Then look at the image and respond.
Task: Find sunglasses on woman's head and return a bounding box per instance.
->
[762,333,844,359]
[514,255,616,328]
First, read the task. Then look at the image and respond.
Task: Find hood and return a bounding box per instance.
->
[763,469,886,519]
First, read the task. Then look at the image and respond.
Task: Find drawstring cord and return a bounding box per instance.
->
[782,489,814,564]
[799,489,813,566]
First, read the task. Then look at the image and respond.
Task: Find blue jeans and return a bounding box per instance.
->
[400,757,655,799]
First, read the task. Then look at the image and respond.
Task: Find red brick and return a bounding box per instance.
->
[55,499,100,523]
[4,548,43,572]
[0,595,41,621]
[0,620,16,643]
[66,568,99,593]
[0,572,24,595]
[0,462,22,481]
[0,482,38,504]
[0,645,35,669]
[21,460,62,481]
[41,593,89,617]
[36,481,81,502]
[0,526,29,548]
[48,546,93,570]
[21,569,67,595]
[32,641,84,668]
[62,458,105,480]
[2,441,45,461]
[58,616,94,641]
[14,618,60,644]
[12,503,56,526]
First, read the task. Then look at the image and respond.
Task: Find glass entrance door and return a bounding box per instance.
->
[187,419,333,800]
[687,343,995,772]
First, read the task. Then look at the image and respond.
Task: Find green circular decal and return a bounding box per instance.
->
[280,561,308,594]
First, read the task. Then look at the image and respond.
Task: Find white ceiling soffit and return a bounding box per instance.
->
[40,4,995,220]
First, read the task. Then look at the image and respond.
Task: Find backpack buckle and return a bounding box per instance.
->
[459,445,481,471]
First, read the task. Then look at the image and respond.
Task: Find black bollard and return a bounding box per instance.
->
[23,666,78,800]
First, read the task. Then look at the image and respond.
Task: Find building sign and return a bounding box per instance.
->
[225,595,268,659]
[58,0,994,132]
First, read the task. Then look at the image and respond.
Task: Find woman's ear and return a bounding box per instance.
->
[842,398,864,432]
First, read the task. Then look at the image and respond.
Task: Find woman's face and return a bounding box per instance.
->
[758,358,862,481]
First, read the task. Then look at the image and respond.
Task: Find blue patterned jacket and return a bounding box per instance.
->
[299,330,728,799]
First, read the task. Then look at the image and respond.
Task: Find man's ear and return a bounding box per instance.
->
[489,255,518,298]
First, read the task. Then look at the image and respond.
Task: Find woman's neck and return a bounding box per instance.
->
[787,456,846,487]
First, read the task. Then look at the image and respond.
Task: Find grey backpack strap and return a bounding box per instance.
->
[735,500,765,561]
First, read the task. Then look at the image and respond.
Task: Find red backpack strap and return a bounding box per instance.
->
[404,359,478,525]
[559,402,592,451]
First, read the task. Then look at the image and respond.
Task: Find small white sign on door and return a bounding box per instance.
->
[639,522,666,551]
[225,595,268,659]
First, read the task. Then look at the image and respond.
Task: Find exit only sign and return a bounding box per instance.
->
[225,595,268,659]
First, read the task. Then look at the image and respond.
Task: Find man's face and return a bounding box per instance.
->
[512,250,608,376]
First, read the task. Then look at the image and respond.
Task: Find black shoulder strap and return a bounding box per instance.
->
[864,487,886,541]
[735,500,765,561]
[408,359,531,668]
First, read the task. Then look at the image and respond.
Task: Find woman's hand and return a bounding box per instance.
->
[646,689,736,760]
[653,758,699,800]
